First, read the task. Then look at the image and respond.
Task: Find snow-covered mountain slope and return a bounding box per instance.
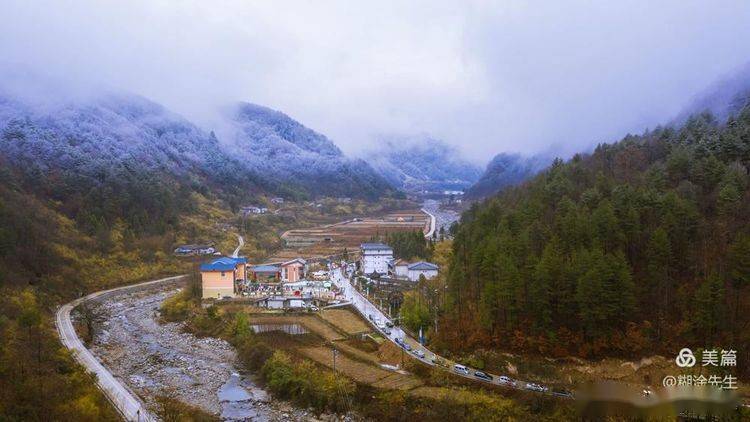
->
[0,92,261,196]
[464,152,550,199]
[366,136,483,193]
[0,90,400,205]
[226,102,397,200]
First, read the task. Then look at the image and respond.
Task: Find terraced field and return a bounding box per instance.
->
[244,307,427,393]
[245,313,345,341]
[272,209,430,260]
[320,309,371,335]
[298,346,422,391]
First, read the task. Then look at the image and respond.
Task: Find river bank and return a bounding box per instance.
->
[82,284,348,421]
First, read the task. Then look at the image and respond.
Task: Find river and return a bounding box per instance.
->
[84,284,320,420]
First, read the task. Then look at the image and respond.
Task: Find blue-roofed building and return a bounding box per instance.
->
[406,261,439,282]
[250,264,281,282]
[201,256,248,299]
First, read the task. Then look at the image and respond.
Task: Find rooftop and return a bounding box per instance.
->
[282,258,307,266]
[360,242,392,251]
[408,261,439,271]
[200,257,240,271]
[251,265,281,272]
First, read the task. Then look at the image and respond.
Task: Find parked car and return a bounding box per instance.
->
[474,371,493,382]
[385,321,394,328]
[525,383,546,392]
[453,364,470,375]
[382,327,391,335]
[413,350,425,358]
[552,389,573,398]
[403,343,412,351]
[497,376,516,386]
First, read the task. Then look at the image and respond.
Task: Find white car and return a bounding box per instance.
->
[453,364,470,375]
[413,350,425,358]
[525,383,546,392]
[498,376,516,386]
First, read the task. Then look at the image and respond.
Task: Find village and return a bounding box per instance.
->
[162,202,569,409]
[198,242,439,313]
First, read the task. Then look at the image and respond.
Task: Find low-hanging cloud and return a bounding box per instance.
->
[2,0,750,164]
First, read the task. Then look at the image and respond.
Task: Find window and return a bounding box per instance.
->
[221,271,225,277]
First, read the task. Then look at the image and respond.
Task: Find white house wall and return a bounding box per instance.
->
[408,269,438,281]
[362,251,392,274]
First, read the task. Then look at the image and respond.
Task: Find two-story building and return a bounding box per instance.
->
[200,256,248,299]
[360,243,393,276]
[280,258,307,282]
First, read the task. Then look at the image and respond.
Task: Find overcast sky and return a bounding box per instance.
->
[2,1,750,163]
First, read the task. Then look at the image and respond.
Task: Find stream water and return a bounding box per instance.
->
[86,286,312,421]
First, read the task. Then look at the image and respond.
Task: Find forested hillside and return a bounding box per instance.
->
[439,107,750,377]
[0,92,244,419]
[367,136,483,193]
[0,89,400,419]
[464,152,549,199]
[228,102,399,200]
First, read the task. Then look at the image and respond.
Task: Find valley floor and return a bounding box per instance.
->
[83,284,350,421]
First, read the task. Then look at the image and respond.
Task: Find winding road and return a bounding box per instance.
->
[55,275,187,422]
[330,267,561,395]
[231,234,244,258]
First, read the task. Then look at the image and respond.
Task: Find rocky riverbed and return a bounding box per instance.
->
[83,284,351,421]
[422,199,460,236]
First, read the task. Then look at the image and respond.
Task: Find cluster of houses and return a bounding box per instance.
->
[200,256,331,307]
[358,242,439,282]
[240,197,286,216]
[174,244,217,256]
[199,241,439,308]
[201,257,304,299]
[241,205,268,215]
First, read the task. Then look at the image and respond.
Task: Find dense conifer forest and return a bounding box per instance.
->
[438,107,750,378]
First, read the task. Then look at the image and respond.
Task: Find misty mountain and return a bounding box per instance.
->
[0,92,277,234]
[0,91,263,201]
[677,62,750,123]
[464,153,550,199]
[366,136,483,193]
[226,102,398,200]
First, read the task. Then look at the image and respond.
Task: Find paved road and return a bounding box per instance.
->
[422,199,460,238]
[421,207,436,239]
[231,234,244,258]
[55,275,187,422]
[330,267,558,395]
